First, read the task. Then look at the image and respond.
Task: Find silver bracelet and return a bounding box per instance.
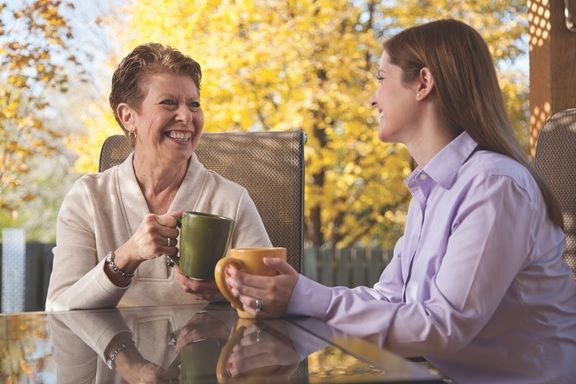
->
[105,340,135,370]
[106,251,135,278]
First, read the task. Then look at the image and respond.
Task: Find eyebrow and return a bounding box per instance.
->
[156,93,199,100]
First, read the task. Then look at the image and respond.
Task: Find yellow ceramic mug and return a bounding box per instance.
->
[214,247,287,318]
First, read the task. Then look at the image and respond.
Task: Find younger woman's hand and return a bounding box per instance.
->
[225,258,299,318]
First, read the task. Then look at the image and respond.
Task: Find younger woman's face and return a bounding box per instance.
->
[370,51,420,144]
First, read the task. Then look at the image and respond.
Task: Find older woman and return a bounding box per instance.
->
[46,43,271,311]
[225,20,576,382]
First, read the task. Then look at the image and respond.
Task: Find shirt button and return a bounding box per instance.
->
[419,173,427,181]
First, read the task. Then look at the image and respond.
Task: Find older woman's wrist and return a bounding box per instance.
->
[114,244,143,272]
[104,257,132,287]
[104,248,141,287]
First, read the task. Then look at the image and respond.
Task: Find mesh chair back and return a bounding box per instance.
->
[98,135,132,171]
[534,108,576,277]
[99,131,305,272]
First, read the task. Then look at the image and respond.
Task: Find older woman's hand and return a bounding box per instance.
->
[174,266,222,301]
[114,211,182,272]
[174,312,229,352]
[225,258,299,318]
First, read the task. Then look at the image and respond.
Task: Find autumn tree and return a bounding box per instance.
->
[0,0,84,217]
[87,0,528,248]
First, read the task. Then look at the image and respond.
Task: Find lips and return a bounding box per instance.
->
[165,130,193,142]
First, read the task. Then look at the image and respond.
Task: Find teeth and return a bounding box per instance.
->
[379,112,384,119]
[168,131,192,141]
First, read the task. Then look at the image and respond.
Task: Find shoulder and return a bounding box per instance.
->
[460,150,541,203]
[67,168,117,197]
[60,167,122,219]
[201,168,249,199]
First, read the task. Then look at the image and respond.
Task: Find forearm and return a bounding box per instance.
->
[47,256,128,310]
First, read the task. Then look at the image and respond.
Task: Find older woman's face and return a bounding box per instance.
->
[130,71,204,166]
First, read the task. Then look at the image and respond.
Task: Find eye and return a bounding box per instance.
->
[375,70,385,84]
[188,101,201,110]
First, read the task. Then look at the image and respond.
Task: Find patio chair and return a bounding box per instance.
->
[534,108,576,277]
[99,130,306,272]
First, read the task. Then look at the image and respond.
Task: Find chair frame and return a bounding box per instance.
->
[534,108,576,277]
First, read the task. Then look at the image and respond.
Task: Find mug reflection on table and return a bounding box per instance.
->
[216,319,300,384]
[170,311,232,383]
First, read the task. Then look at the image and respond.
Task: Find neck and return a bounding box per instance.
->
[404,103,457,167]
[132,154,189,213]
[406,127,456,167]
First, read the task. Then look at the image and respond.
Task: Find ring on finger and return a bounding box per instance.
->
[256,328,262,342]
[167,237,172,247]
[255,298,263,313]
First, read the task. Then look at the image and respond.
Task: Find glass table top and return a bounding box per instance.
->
[0,303,445,383]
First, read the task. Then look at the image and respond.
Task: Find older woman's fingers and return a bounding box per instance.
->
[156,212,180,227]
[156,227,179,243]
[174,267,220,298]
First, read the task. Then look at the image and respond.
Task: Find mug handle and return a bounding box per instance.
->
[215,323,248,384]
[214,258,244,310]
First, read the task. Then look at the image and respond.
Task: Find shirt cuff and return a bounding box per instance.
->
[286,274,331,319]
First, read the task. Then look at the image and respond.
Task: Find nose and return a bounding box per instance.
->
[369,96,378,109]
[175,104,193,125]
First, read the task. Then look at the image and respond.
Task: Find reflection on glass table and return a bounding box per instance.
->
[1,304,445,383]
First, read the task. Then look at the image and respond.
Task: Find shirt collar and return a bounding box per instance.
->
[407,131,478,190]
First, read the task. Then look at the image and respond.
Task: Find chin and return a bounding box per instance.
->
[378,128,391,143]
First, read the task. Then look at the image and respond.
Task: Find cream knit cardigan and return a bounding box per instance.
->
[46,152,271,311]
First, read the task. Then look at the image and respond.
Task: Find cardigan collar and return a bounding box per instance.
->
[117,152,208,235]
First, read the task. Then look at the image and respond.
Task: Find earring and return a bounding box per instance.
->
[129,130,137,146]
[417,92,422,98]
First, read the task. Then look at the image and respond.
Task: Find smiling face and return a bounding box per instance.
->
[370,51,420,144]
[120,71,204,167]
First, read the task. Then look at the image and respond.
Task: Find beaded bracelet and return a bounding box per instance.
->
[106,251,135,278]
[105,340,136,370]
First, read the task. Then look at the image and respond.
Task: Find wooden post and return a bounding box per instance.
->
[529,0,576,156]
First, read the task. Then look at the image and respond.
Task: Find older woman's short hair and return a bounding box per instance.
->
[109,43,202,132]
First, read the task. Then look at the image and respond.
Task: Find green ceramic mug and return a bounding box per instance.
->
[180,338,222,382]
[173,211,235,280]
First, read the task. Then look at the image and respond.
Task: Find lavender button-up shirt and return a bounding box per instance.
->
[288,132,576,383]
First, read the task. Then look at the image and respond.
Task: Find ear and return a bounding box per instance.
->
[415,67,435,100]
[117,103,136,132]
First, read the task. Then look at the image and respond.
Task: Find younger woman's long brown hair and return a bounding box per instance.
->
[384,19,564,230]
